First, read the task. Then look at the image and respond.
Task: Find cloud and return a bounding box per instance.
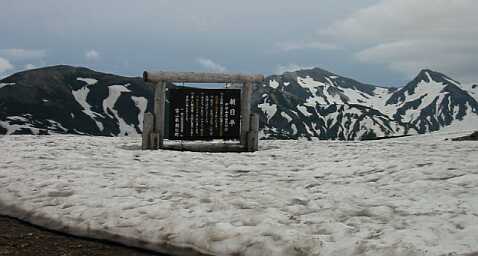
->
[0,57,14,74]
[274,41,338,52]
[356,40,477,80]
[0,49,46,61]
[275,64,313,75]
[196,58,227,73]
[85,50,100,61]
[24,64,37,70]
[322,0,478,82]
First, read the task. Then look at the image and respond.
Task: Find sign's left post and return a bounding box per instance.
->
[150,81,166,149]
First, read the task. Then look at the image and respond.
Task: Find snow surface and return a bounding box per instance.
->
[1,133,477,256]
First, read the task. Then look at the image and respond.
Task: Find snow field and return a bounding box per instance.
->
[0,132,477,256]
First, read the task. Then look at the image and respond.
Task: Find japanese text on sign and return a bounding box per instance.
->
[169,89,241,140]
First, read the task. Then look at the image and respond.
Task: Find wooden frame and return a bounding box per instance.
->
[142,71,264,152]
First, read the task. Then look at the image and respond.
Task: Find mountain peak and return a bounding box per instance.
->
[279,67,336,78]
[414,69,460,85]
[416,69,442,82]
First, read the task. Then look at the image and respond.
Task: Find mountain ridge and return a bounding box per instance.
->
[1,65,476,139]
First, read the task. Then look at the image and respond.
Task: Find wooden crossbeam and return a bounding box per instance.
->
[143,71,264,84]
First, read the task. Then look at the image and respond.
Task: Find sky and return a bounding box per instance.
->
[0,0,477,86]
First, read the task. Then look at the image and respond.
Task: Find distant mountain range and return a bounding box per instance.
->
[255,68,478,139]
[1,65,477,140]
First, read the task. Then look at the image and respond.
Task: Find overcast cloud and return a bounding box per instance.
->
[0,57,14,76]
[85,50,100,61]
[0,0,476,85]
[323,0,478,83]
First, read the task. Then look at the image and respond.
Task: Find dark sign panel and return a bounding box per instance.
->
[169,89,241,140]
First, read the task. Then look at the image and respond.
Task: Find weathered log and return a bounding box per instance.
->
[144,71,264,84]
[161,143,246,152]
[240,82,252,146]
[247,114,259,152]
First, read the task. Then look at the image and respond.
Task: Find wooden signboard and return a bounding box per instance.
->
[142,71,264,152]
[169,89,241,140]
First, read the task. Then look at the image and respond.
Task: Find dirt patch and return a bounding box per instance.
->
[0,215,169,256]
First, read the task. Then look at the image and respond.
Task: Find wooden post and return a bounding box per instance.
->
[247,114,259,152]
[150,133,160,149]
[152,81,166,149]
[240,82,252,147]
[142,112,154,150]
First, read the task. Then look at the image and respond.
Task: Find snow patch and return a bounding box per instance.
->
[0,120,39,135]
[297,105,312,117]
[298,76,363,106]
[280,112,293,123]
[131,96,148,131]
[439,103,478,132]
[76,77,98,85]
[0,82,15,89]
[71,86,104,131]
[269,80,280,89]
[462,84,478,102]
[258,99,277,123]
[103,85,137,136]
[291,123,297,135]
[46,120,68,132]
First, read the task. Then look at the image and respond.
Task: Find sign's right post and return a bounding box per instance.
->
[248,113,259,152]
[240,82,252,149]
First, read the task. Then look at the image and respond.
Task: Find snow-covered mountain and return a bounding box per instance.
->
[0,65,476,140]
[384,70,478,133]
[252,69,409,140]
[0,65,154,136]
[253,68,477,139]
